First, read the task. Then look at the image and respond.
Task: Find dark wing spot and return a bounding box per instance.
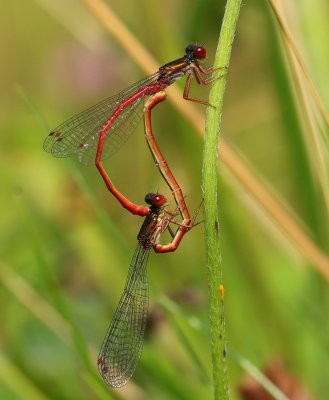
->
[49,131,61,137]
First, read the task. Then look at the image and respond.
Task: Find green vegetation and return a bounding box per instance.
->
[0,1,328,399]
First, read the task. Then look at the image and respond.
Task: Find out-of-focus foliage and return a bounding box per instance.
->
[0,1,328,399]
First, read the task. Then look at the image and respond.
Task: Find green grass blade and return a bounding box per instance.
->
[202,1,242,399]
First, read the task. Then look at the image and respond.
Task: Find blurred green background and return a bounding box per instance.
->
[1,0,328,399]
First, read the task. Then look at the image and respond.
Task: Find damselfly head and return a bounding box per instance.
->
[145,193,167,208]
[185,44,207,60]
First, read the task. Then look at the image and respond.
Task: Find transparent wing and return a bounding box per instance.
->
[98,244,149,387]
[44,72,160,165]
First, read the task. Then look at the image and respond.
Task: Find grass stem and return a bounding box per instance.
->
[202,1,242,398]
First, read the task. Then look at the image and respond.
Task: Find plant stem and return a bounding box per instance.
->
[202,0,242,399]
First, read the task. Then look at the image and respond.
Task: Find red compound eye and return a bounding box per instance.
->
[152,194,166,207]
[194,46,206,59]
[145,193,167,207]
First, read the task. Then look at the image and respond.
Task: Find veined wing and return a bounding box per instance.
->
[44,72,160,165]
[98,244,149,387]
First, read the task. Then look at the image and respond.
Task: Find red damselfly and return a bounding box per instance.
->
[44,44,218,165]
[97,192,196,387]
